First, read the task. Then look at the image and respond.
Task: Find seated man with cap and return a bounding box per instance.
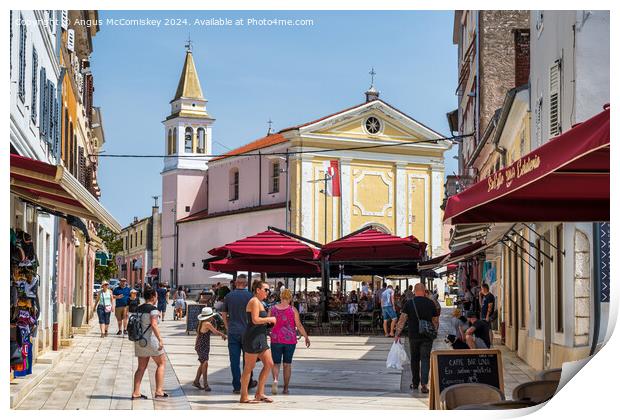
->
[464,311,491,349]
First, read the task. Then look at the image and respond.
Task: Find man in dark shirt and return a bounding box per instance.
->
[465,311,491,349]
[221,275,256,394]
[395,283,440,394]
[480,283,496,322]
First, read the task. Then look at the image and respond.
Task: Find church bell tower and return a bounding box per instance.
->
[160,41,213,286]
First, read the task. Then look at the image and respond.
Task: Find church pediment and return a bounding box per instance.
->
[296,100,448,146]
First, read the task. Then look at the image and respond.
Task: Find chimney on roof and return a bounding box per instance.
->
[133,216,138,224]
[365,67,380,102]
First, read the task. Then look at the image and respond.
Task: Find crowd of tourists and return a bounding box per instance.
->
[94,274,495,402]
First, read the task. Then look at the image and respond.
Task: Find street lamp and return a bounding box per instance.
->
[307,172,333,244]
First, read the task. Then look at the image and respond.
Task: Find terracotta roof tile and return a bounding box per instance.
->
[210,133,288,162]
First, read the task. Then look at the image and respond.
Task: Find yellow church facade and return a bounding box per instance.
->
[285,98,451,256]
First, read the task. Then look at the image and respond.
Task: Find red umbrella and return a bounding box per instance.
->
[320,228,427,261]
[209,257,320,275]
[209,229,319,259]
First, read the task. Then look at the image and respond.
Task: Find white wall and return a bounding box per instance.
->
[529,10,609,353]
[177,207,286,288]
[574,11,610,122]
[207,143,288,214]
[10,11,62,355]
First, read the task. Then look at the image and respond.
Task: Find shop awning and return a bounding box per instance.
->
[450,223,490,249]
[208,257,320,276]
[419,225,512,270]
[444,106,610,225]
[10,154,121,233]
[208,229,320,260]
[321,226,427,261]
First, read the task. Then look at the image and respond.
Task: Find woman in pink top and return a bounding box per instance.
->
[268,288,310,395]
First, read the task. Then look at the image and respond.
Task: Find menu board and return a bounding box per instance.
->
[428,349,504,409]
[186,304,206,335]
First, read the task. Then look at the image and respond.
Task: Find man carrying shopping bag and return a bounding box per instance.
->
[395,283,440,394]
[386,337,408,370]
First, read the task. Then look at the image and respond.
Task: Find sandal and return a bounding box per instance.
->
[257,396,274,403]
[131,394,148,400]
[192,381,203,390]
[204,385,212,392]
[240,399,260,404]
[154,392,169,398]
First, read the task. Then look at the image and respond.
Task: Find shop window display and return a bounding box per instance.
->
[10,228,40,378]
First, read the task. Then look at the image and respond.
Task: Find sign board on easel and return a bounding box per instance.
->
[428,348,504,409]
[186,304,206,335]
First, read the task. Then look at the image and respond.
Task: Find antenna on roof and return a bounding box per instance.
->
[152,195,160,207]
[267,118,274,136]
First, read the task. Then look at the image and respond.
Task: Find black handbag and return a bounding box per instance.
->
[412,299,437,340]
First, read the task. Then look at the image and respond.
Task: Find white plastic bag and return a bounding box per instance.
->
[386,339,408,370]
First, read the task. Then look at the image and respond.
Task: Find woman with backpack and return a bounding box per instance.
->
[131,287,167,400]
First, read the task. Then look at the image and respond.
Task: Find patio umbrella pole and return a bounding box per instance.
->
[321,256,330,322]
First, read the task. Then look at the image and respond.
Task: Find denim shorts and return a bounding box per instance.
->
[382,306,397,320]
[97,305,111,325]
[271,342,297,364]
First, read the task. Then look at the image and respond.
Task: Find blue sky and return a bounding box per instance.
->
[92,10,458,226]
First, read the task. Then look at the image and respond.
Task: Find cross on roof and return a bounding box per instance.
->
[185,34,193,52]
[369,67,376,87]
[267,118,273,135]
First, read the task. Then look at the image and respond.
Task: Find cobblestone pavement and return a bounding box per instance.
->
[15,305,536,410]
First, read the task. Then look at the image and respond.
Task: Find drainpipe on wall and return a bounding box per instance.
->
[51,29,67,350]
[475,11,481,148]
[590,223,601,356]
[258,151,262,207]
[285,149,290,231]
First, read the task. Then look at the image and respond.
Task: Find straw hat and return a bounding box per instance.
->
[101,280,109,286]
[197,307,217,321]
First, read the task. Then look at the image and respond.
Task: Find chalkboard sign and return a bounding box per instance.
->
[429,349,504,409]
[186,304,206,335]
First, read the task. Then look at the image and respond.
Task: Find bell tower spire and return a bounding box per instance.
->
[163,41,215,173]
[161,41,212,288]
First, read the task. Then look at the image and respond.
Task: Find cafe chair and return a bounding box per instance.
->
[455,400,537,410]
[440,383,505,410]
[302,311,322,336]
[357,312,374,335]
[536,368,562,382]
[327,311,345,335]
[512,380,559,404]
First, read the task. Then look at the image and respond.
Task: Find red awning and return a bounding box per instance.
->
[208,257,320,276]
[10,154,121,232]
[444,107,610,224]
[320,227,426,261]
[418,241,485,270]
[208,229,319,260]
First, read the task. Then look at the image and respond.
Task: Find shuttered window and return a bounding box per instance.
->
[229,169,239,201]
[270,161,280,193]
[53,88,60,152]
[31,48,38,123]
[18,14,26,102]
[78,146,86,186]
[549,61,561,137]
[40,67,48,140]
[47,81,56,145]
